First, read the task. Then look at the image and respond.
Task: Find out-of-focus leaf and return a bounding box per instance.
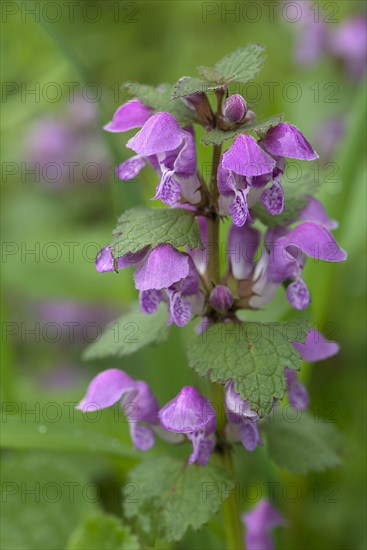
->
[83,304,169,360]
[262,408,343,473]
[124,456,234,542]
[0,409,139,459]
[67,513,140,550]
[1,452,98,550]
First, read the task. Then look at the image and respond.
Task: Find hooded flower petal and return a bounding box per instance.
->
[104,99,152,133]
[173,130,197,175]
[260,122,318,160]
[243,499,285,550]
[159,386,216,433]
[122,380,159,424]
[127,112,185,156]
[299,197,338,229]
[222,134,276,177]
[292,328,339,362]
[133,244,190,291]
[76,369,135,411]
[268,222,347,284]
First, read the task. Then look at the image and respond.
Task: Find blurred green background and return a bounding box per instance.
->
[1,1,366,549]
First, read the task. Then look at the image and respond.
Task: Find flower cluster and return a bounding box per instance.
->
[77,326,339,462]
[77,51,347,546]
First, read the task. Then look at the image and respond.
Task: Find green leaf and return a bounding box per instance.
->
[111,206,204,257]
[124,456,234,542]
[172,76,216,99]
[197,65,223,82]
[252,173,320,227]
[0,408,139,459]
[262,408,343,473]
[83,304,169,360]
[67,513,140,550]
[127,82,196,126]
[187,321,310,417]
[1,452,98,550]
[214,44,266,84]
[201,114,283,146]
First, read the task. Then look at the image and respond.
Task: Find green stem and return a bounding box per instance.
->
[206,93,244,550]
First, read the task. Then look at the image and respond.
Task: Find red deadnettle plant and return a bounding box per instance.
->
[78,44,346,550]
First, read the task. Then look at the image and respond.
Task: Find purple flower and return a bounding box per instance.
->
[298,196,338,229]
[209,285,234,312]
[218,123,318,225]
[103,99,152,132]
[287,0,327,67]
[284,369,309,410]
[187,215,209,276]
[218,134,276,226]
[259,123,318,161]
[159,386,216,465]
[242,499,285,550]
[227,224,261,280]
[313,117,345,163]
[328,15,367,79]
[96,243,202,327]
[122,112,200,206]
[250,221,346,310]
[224,382,263,452]
[286,328,340,410]
[76,369,160,451]
[223,94,248,123]
[293,328,340,362]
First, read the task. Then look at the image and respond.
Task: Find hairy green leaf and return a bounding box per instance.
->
[262,408,343,473]
[197,65,224,82]
[112,206,204,257]
[68,513,140,550]
[201,114,283,146]
[172,76,216,99]
[124,456,234,542]
[214,44,266,84]
[187,321,310,417]
[83,304,169,360]
[127,82,196,126]
[252,173,320,227]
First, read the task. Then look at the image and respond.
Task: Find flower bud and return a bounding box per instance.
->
[209,285,234,312]
[223,94,247,123]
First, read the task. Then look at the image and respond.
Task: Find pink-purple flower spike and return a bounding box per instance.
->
[76,43,347,547]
